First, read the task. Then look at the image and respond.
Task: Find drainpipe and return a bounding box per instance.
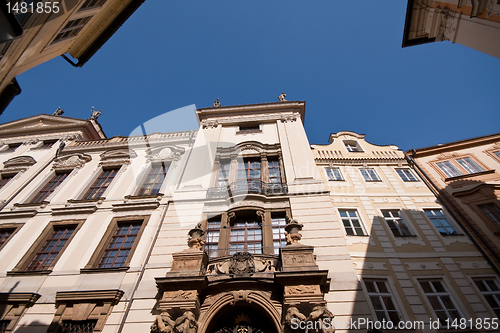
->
[406,151,500,276]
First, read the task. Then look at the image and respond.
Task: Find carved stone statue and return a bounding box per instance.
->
[306,305,334,333]
[151,314,175,333]
[53,107,64,116]
[174,311,197,333]
[284,306,306,326]
[229,252,255,275]
[278,92,287,102]
[90,107,101,120]
[213,98,221,107]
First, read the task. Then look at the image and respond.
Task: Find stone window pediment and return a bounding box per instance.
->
[53,153,91,171]
[99,148,137,167]
[2,156,36,173]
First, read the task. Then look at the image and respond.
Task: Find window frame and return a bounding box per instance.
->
[433,154,489,180]
[0,173,16,191]
[81,166,121,200]
[343,140,363,152]
[381,209,414,237]
[83,215,150,272]
[395,168,418,182]
[28,170,71,204]
[472,277,500,317]
[339,209,367,236]
[136,162,169,196]
[417,279,464,326]
[478,203,500,230]
[202,207,290,258]
[8,220,84,275]
[359,168,381,182]
[423,209,460,236]
[0,223,23,251]
[50,15,93,45]
[363,278,403,324]
[325,167,343,181]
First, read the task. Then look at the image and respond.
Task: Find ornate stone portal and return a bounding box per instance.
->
[152,219,332,333]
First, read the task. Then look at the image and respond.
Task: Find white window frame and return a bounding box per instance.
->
[325,167,343,181]
[472,277,500,318]
[381,209,414,237]
[363,278,403,324]
[74,165,123,201]
[339,209,367,236]
[343,140,363,152]
[360,168,381,182]
[396,168,418,182]
[423,209,460,236]
[417,278,464,326]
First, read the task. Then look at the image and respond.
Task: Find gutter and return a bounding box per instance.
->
[406,150,500,276]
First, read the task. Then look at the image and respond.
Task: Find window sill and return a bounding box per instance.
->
[444,169,496,182]
[14,201,49,208]
[236,130,262,135]
[440,233,463,236]
[67,198,103,204]
[80,266,130,274]
[394,235,417,237]
[124,194,163,200]
[7,269,52,276]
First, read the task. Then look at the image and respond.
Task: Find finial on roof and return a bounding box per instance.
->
[279,92,287,102]
[53,107,64,116]
[213,98,221,107]
[90,106,101,120]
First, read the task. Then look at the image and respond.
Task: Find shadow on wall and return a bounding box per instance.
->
[357,203,497,333]
[13,320,49,333]
[443,178,500,274]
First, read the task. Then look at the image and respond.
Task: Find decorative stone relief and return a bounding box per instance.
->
[284,285,318,295]
[280,114,297,123]
[151,311,197,333]
[53,153,91,170]
[2,156,36,173]
[206,253,274,275]
[146,145,185,163]
[202,120,219,129]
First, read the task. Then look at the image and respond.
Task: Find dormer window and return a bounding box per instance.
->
[344,140,363,152]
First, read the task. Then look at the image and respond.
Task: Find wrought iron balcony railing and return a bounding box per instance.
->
[207,179,288,199]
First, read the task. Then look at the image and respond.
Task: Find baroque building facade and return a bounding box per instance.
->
[0,102,498,333]
[402,0,500,58]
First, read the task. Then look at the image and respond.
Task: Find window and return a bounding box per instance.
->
[39,140,57,149]
[230,214,262,255]
[473,278,500,317]
[396,168,418,182]
[268,159,281,183]
[137,163,168,196]
[217,161,230,188]
[10,222,82,274]
[205,217,221,258]
[494,151,500,159]
[30,172,70,203]
[238,159,261,181]
[78,0,107,11]
[381,210,413,237]
[52,16,92,44]
[271,213,287,255]
[344,140,362,152]
[435,156,487,178]
[424,209,459,235]
[238,124,260,132]
[478,203,500,229]
[97,222,141,268]
[360,168,381,182]
[3,143,21,152]
[0,174,15,189]
[436,161,463,178]
[419,279,463,325]
[0,292,40,333]
[0,227,18,250]
[25,226,76,271]
[326,167,343,181]
[364,279,401,324]
[455,157,484,174]
[48,290,123,333]
[83,167,120,200]
[60,320,97,333]
[339,209,366,236]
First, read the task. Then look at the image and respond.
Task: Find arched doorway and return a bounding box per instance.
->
[207,304,279,333]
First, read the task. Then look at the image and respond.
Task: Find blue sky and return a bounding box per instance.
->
[2,1,499,151]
